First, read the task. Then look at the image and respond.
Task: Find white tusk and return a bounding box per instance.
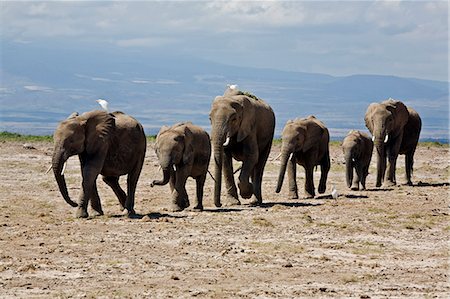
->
[384,134,389,143]
[289,153,294,160]
[61,161,67,175]
[272,153,282,161]
[45,165,52,174]
[371,136,375,142]
[223,136,230,146]
[158,165,162,172]
[173,165,177,172]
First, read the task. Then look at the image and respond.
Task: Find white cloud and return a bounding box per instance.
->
[24,85,52,92]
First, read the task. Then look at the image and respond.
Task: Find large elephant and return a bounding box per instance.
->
[151,122,211,212]
[342,130,373,190]
[52,110,146,218]
[275,116,330,199]
[210,85,275,207]
[365,99,421,187]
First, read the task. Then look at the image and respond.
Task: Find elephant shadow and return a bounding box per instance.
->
[260,201,323,208]
[415,181,450,188]
[109,212,187,220]
[315,194,369,200]
[202,208,244,213]
[364,188,395,192]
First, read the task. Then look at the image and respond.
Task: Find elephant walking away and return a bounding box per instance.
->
[276,116,330,199]
[151,122,211,211]
[52,110,146,218]
[210,85,275,207]
[365,99,421,187]
[342,130,373,190]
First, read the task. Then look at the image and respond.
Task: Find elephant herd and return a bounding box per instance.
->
[51,85,421,218]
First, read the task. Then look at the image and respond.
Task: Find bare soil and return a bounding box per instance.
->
[0,140,448,298]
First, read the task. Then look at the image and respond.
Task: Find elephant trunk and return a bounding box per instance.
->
[275,147,291,193]
[375,142,386,187]
[212,121,228,207]
[151,166,172,187]
[344,150,353,189]
[52,149,78,207]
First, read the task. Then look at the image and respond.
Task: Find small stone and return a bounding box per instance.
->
[170,275,180,280]
[23,144,36,150]
[141,215,152,222]
[283,262,293,268]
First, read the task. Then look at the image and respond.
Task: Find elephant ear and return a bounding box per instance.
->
[364,103,378,134]
[83,111,115,154]
[237,96,256,142]
[387,100,409,129]
[182,126,194,165]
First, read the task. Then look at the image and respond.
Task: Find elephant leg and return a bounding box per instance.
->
[222,150,240,206]
[287,157,298,199]
[385,137,402,186]
[90,183,104,216]
[360,164,369,190]
[171,171,189,212]
[352,161,362,190]
[77,166,100,218]
[192,174,206,211]
[318,154,330,194]
[103,176,126,210]
[405,151,414,186]
[249,144,271,206]
[304,164,315,198]
[125,163,143,217]
[237,154,257,200]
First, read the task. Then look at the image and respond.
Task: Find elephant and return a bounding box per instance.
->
[275,116,330,199]
[210,85,275,207]
[342,130,373,190]
[151,122,211,212]
[52,110,146,218]
[365,99,421,187]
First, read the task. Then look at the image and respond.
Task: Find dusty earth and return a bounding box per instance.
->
[0,139,448,298]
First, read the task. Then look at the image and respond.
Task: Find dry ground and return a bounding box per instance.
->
[0,140,448,298]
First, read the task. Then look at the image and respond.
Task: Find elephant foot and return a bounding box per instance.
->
[404,181,413,186]
[126,209,137,218]
[318,184,326,194]
[188,204,203,212]
[383,180,396,188]
[76,207,89,218]
[289,193,299,200]
[91,209,104,217]
[303,191,315,199]
[223,195,241,207]
[351,185,360,191]
[248,196,262,207]
[169,203,185,212]
[238,181,253,199]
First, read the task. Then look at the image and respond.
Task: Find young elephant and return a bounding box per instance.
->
[151,122,211,211]
[342,130,373,190]
[52,110,146,218]
[276,116,330,199]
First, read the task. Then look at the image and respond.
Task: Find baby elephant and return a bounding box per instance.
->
[151,122,211,211]
[342,130,373,190]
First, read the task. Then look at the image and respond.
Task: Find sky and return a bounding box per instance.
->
[1,0,448,82]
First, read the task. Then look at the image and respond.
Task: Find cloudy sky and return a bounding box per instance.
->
[1,0,448,81]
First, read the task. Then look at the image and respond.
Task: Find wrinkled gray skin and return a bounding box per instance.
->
[276,116,330,199]
[342,130,373,190]
[52,110,146,218]
[210,87,275,207]
[151,122,211,212]
[365,99,421,187]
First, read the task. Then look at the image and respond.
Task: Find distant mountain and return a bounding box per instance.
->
[0,41,448,140]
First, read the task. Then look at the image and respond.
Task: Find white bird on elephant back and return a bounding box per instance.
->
[96,99,109,112]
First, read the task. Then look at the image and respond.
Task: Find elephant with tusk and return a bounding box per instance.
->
[51,110,146,218]
[209,85,275,207]
[365,98,421,187]
[151,122,211,212]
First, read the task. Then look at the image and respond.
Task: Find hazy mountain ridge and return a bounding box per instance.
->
[1,42,448,140]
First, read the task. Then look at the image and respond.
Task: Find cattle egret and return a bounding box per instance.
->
[96,99,109,112]
[331,185,338,199]
[227,84,238,90]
